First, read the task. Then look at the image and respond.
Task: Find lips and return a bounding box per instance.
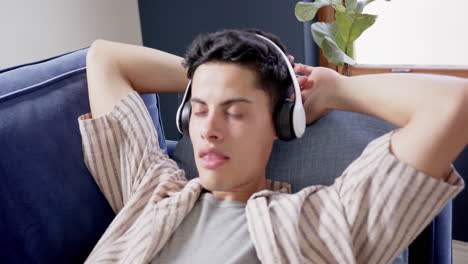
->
[199,148,230,169]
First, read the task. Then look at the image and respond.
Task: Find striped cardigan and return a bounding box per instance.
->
[78,91,464,263]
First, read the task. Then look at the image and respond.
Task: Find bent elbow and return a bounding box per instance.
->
[89,39,108,53]
[87,39,110,65]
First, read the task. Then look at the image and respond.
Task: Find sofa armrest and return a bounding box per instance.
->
[0,48,168,263]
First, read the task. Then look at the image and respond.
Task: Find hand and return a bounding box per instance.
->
[292,61,342,125]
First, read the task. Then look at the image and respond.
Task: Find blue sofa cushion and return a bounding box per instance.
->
[0,48,166,263]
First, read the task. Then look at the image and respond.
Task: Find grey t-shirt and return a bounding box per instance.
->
[152,190,261,264]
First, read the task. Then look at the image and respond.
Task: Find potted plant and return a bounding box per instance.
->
[295,0,391,75]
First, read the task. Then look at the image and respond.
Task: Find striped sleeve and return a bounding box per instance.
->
[328,130,465,263]
[78,91,179,214]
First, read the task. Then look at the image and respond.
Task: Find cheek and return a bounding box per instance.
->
[233,127,275,173]
[227,122,249,138]
[188,118,196,135]
[252,113,276,138]
[232,110,276,138]
[232,116,276,154]
[188,116,205,136]
[188,119,202,151]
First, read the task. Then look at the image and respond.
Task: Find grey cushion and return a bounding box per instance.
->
[173,110,396,190]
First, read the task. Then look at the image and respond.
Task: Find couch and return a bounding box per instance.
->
[0,47,457,263]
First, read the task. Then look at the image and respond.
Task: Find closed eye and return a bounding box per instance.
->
[227,113,243,119]
[193,111,207,117]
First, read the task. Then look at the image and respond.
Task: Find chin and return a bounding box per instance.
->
[198,170,233,192]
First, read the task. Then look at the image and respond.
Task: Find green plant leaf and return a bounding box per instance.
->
[311,22,355,65]
[335,6,377,54]
[322,36,356,65]
[345,0,359,12]
[295,0,342,22]
[310,21,336,46]
[302,0,388,65]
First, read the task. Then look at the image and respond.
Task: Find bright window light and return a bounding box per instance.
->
[354,0,468,67]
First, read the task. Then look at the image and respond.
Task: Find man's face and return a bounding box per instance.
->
[189,61,277,198]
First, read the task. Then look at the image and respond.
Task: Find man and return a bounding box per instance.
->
[79,29,466,263]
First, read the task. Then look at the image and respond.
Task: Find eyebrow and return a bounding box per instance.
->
[190,97,254,106]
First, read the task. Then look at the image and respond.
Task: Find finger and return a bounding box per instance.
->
[301,84,314,95]
[287,55,295,63]
[304,79,314,90]
[295,64,314,75]
[296,75,308,88]
[300,89,312,104]
[294,63,314,76]
[296,75,314,91]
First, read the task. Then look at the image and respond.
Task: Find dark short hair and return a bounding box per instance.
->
[182,28,293,111]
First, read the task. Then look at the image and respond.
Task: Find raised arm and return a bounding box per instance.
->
[294,64,468,180]
[86,39,188,118]
[80,40,188,212]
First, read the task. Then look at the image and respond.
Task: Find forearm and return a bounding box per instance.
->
[333,73,468,128]
[88,39,188,94]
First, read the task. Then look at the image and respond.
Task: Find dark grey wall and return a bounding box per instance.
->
[138,0,317,140]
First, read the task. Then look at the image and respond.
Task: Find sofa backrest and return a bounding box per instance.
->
[173,110,394,190]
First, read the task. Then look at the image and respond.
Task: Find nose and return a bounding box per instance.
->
[200,112,223,142]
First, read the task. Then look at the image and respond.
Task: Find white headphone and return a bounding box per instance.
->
[176,33,306,141]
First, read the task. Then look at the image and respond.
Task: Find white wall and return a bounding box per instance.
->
[354,0,468,66]
[0,0,142,69]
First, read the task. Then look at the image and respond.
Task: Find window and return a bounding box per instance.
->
[318,1,468,78]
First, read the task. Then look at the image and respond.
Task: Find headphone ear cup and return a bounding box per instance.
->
[274,100,295,141]
[180,102,192,136]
